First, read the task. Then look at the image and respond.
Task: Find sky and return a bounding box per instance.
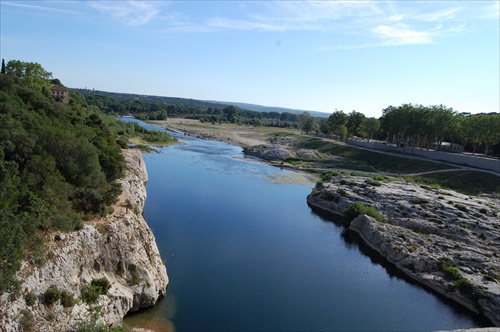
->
[1,1,499,118]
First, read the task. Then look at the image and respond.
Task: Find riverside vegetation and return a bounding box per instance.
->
[0,60,174,331]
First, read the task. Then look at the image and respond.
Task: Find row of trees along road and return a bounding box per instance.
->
[319,104,500,156]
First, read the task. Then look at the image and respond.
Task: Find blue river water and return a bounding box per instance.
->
[122,119,486,331]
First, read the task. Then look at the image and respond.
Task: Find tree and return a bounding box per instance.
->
[1,59,5,74]
[298,112,314,134]
[363,117,380,142]
[428,104,456,150]
[223,106,238,123]
[5,60,52,91]
[347,110,365,138]
[327,110,348,141]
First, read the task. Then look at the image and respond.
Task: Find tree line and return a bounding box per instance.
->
[77,89,303,128]
[317,105,499,156]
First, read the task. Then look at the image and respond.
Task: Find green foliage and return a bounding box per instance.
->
[364,179,382,186]
[0,65,126,294]
[91,278,111,294]
[80,285,101,305]
[81,278,111,305]
[60,290,76,307]
[440,258,473,291]
[25,292,38,306]
[77,314,126,332]
[298,112,315,134]
[454,204,468,212]
[43,286,61,306]
[5,60,52,92]
[380,103,500,155]
[343,202,384,222]
[320,171,339,182]
[76,89,303,129]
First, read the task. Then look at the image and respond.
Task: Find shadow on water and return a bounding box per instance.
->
[308,204,492,327]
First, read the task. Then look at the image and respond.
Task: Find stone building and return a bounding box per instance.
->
[50,84,69,103]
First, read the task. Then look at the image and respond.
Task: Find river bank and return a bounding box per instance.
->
[154,118,499,326]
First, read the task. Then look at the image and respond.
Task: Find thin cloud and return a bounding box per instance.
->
[2,1,78,15]
[88,1,161,26]
[414,7,463,22]
[480,2,500,19]
[208,17,286,32]
[372,24,433,45]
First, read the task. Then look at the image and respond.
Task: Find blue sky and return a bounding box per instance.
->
[1,1,498,118]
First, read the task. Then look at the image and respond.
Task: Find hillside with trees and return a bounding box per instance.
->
[75,88,305,128]
[0,60,175,295]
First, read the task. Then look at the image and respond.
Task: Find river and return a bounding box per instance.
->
[122,119,486,331]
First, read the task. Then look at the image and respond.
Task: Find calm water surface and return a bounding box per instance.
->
[123,120,486,331]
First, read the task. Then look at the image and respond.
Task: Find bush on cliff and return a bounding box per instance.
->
[80,278,111,305]
[343,202,384,223]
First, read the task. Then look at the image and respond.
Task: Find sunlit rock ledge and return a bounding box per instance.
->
[1,148,168,331]
[307,175,500,327]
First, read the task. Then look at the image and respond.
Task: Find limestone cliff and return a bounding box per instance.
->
[307,175,499,326]
[1,149,168,331]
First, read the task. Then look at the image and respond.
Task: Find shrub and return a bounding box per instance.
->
[81,285,100,305]
[440,257,473,293]
[410,198,429,205]
[25,292,38,306]
[60,290,76,308]
[320,171,338,182]
[43,286,61,306]
[454,204,468,212]
[365,179,382,186]
[343,202,383,223]
[77,314,126,332]
[20,310,34,332]
[337,188,349,197]
[91,278,111,294]
[81,277,110,305]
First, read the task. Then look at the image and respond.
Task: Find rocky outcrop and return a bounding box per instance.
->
[244,144,295,160]
[307,175,500,326]
[0,149,168,331]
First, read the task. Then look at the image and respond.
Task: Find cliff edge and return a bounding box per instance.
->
[1,149,168,331]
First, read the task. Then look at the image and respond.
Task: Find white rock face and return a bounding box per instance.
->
[307,175,500,326]
[0,149,168,331]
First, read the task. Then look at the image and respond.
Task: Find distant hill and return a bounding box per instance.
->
[73,89,330,118]
[204,100,330,118]
[73,89,231,110]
